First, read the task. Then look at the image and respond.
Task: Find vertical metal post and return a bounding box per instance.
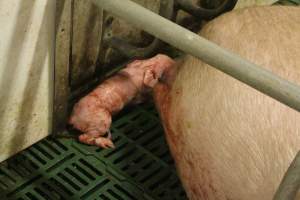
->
[53,0,72,134]
[274,151,300,200]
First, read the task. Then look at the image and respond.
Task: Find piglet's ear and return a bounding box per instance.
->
[144,69,158,88]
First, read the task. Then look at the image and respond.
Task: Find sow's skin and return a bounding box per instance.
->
[153,6,300,200]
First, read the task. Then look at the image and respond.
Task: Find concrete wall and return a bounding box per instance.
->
[0,0,55,162]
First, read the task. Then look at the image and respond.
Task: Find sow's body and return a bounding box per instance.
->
[153,6,300,200]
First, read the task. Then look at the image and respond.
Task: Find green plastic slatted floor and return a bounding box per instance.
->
[0,103,187,200]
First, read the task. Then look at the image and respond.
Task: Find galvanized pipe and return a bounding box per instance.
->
[92,0,300,112]
[273,151,300,200]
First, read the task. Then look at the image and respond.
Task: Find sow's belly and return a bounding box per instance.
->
[154,6,300,200]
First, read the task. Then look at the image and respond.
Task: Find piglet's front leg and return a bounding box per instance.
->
[69,54,175,148]
[69,96,114,148]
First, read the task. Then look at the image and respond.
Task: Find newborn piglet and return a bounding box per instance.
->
[69,54,175,148]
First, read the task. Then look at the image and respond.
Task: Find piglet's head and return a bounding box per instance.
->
[123,54,175,89]
[69,96,112,137]
[142,54,176,88]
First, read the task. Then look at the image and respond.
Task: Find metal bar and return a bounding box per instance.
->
[53,0,72,134]
[92,0,300,112]
[273,151,300,200]
[104,0,174,59]
[177,0,238,19]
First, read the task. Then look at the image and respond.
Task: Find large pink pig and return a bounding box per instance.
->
[152,5,300,200]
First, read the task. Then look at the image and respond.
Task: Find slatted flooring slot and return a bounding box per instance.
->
[49,177,74,197]
[106,189,122,200]
[21,194,34,200]
[34,186,55,200]
[20,155,39,170]
[112,146,137,164]
[25,192,39,200]
[114,184,139,200]
[70,166,91,184]
[49,139,68,151]
[78,159,103,177]
[57,172,81,191]
[26,149,47,165]
[8,162,31,178]
[34,144,55,160]
[20,151,43,169]
[140,131,162,146]
[31,146,53,162]
[139,166,163,184]
[147,169,173,190]
[103,142,129,158]
[0,178,8,189]
[40,140,61,155]
[118,151,144,170]
[0,167,17,184]
[65,167,88,187]
[99,194,110,200]
[71,163,95,181]
[80,178,110,200]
